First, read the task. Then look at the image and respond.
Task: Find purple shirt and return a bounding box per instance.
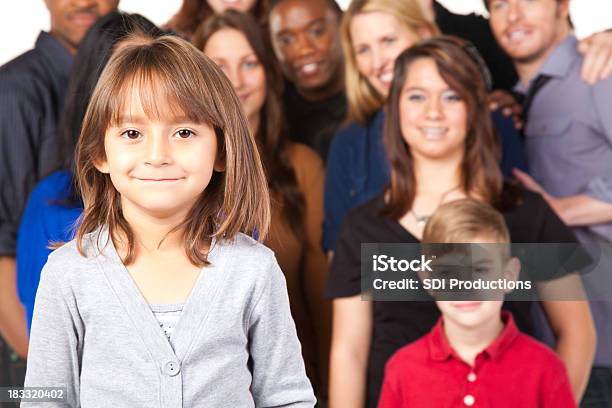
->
[516,35,612,365]
[517,36,612,243]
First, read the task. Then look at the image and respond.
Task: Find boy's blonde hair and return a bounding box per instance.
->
[75,33,270,266]
[340,0,439,124]
[423,199,510,244]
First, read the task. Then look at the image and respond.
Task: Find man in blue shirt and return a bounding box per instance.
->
[487,0,612,405]
[0,0,118,383]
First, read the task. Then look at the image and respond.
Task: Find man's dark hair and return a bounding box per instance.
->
[268,0,343,16]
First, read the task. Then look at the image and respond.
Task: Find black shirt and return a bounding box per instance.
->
[327,187,579,408]
[283,80,347,160]
[0,32,72,256]
[434,2,518,91]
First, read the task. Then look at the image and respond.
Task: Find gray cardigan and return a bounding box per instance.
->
[23,229,316,407]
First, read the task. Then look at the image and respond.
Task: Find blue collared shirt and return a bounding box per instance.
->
[323,110,527,251]
[0,31,73,256]
[16,170,82,332]
[323,111,388,251]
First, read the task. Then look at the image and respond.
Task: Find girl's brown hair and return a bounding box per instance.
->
[340,0,439,124]
[382,36,503,219]
[75,33,270,266]
[166,0,269,39]
[193,10,305,237]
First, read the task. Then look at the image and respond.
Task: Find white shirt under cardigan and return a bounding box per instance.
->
[23,229,316,407]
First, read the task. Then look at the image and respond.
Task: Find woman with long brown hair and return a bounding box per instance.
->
[322,0,528,253]
[194,10,331,398]
[327,37,595,407]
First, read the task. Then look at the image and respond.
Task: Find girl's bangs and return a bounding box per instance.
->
[106,63,219,129]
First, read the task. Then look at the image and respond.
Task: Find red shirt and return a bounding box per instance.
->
[378,312,576,408]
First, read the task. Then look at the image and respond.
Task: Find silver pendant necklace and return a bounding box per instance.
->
[411,185,461,227]
[411,211,430,227]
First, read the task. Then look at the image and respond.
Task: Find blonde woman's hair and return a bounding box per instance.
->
[423,199,510,244]
[74,33,271,266]
[341,0,439,124]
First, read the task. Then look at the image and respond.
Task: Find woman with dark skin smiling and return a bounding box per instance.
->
[327,36,595,408]
[194,10,331,399]
[268,0,346,158]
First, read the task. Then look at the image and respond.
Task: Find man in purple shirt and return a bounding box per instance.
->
[486,0,612,405]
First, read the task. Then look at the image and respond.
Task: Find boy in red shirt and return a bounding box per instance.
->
[378,199,576,408]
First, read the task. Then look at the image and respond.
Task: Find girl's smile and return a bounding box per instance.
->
[95,88,223,220]
[399,57,468,161]
[134,177,185,183]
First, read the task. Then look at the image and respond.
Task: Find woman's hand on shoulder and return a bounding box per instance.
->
[578,31,612,85]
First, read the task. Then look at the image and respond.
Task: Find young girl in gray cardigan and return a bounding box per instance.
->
[23,33,315,408]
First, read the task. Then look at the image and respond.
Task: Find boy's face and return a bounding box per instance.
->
[45,0,119,55]
[424,234,520,297]
[436,299,504,331]
[269,0,343,95]
[95,87,224,222]
[433,235,519,330]
[488,0,570,65]
[427,241,519,296]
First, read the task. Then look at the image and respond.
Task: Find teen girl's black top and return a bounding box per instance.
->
[326,185,581,408]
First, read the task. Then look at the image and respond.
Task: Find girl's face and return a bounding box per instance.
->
[350,11,425,98]
[204,28,266,130]
[207,0,257,13]
[399,57,468,162]
[95,88,223,220]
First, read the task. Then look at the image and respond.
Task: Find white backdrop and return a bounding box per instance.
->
[1,0,611,66]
